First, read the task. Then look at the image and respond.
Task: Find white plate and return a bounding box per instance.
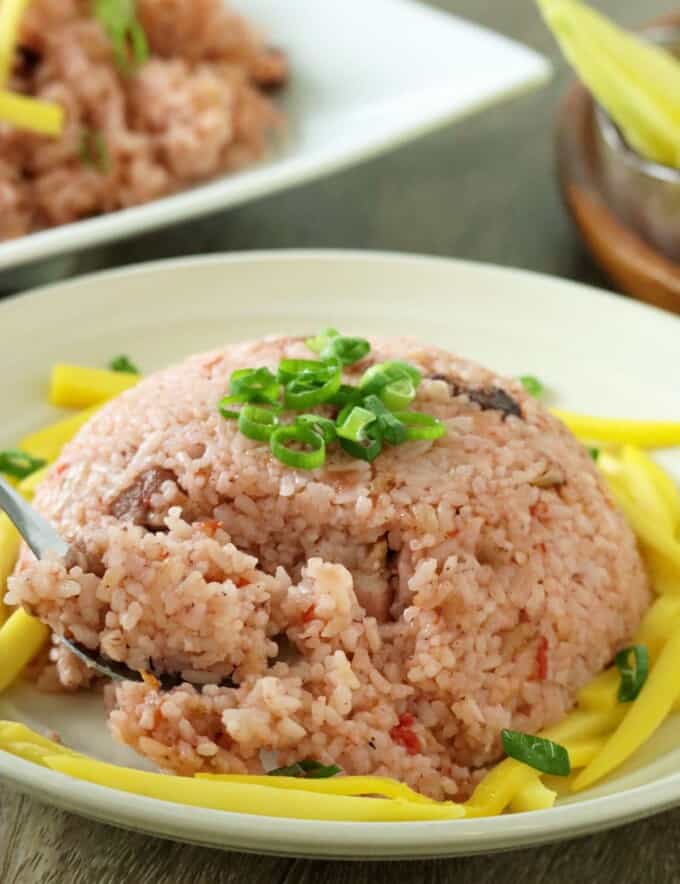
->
[1,251,678,859]
[0,0,549,273]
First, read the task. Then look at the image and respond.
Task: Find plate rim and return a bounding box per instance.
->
[1,247,679,858]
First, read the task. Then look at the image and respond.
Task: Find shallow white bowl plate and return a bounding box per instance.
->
[0,0,549,275]
[1,252,678,859]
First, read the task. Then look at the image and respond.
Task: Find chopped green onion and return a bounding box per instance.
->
[589,447,600,461]
[501,729,571,776]
[393,411,445,441]
[295,415,337,444]
[218,394,247,420]
[382,360,422,387]
[616,644,649,702]
[379,378,415,412]
[109,354,139,374]
[93,0,149,75]
[238,405,279,443]
[305,328,340,355]
[339,423,383,463]
[270,424,325,470]
[336,406,377,443]
[363,395,407,445]
[359,361,422,396]
[283,364,341,410]
[277,359,328,384]
[0,449,47,480]
[80,128,110,173]
[216,330,444,469]
[230,367,281,405]
[519,375,544,398]
[268,759,341,779]
[321,336,370,367]
[328,384,361,408]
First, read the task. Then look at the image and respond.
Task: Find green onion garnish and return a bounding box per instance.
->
[589,447,600,461]
[394,411,445,441]
[616,644,649,702]
[320,335,370,366]
[93,0,149,75]
[0,449,47,480]
[328,384,361,408]
[363,395,407,445]
[80,128,110,174]
[501,729,571,776]
[380,378,415,412]
[269,759,342,779]
[519,375,544,398]
[109,355,139,374]
[238,405,280,443]
[277,359,328,384]
[216,331,445,469]
[336,406,377,443]
[339,423,383,463]
[270,424,325,470]
[295,414,338,444]
[305,328,340,355]
[283,364,341,410]
[229,367,281,406]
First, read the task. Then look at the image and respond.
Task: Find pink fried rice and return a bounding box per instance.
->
[0,0,286,239]
[6,336,650,800]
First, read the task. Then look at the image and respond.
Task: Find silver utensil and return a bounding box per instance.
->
[0,475,192,689]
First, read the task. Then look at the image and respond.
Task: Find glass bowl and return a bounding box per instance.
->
[593,27,680,262]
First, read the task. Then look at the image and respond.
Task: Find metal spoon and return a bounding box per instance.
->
[0,475,227,690]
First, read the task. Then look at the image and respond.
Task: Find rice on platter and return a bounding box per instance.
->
[6,335,649,800]
[0,0,286,239]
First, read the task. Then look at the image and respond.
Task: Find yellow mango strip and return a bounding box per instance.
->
[620,446,675,535]
[541,706,625,744]
[49,364,139,410]
[0,514,20,626]
[19,405,101,463]
[0,90,63,137]
[466,729,614,817]
[0,721,79,757]
[509,736,607,812]
[579,595,680,711]
[45,756,465,821]
[465,758,536,817]
[537,1,678,165]
[645,552,680,595]
[509,777,557,813]
[608,484,680,571]
[578,669,619,712]
[623,448,680,534]
[0,609,49,693]
[0,0,30,83]
[552,411,680,449]
[0,740,75,767]
[572,626,680,791]
[17,464,49,501]
[198,773,435,804]
[545,0,680,125]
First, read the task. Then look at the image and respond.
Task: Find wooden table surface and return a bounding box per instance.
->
[2,1,679,881]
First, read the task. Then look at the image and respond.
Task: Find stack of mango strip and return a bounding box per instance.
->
[0,0,63,134]
[1,363,680,819]
[537,0,680,168]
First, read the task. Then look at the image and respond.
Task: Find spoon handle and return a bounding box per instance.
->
[0,475,69,560]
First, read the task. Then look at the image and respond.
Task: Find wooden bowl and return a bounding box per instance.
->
[555,21,680,315]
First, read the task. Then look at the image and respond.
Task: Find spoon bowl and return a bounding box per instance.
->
[0,475,226,690]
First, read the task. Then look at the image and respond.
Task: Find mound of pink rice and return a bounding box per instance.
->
[6,336,650,799]
[0,0,286,239]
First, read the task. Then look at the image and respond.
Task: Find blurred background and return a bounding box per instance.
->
[46,0,672,293]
